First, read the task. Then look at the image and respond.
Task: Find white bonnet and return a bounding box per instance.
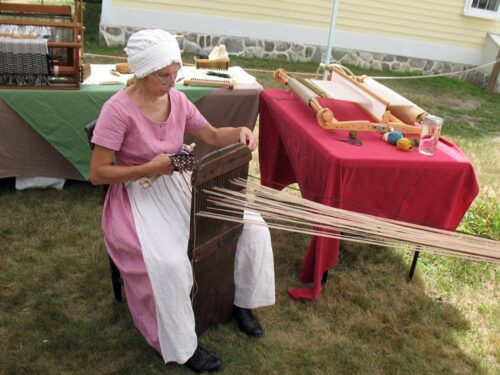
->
[124,29,182,79]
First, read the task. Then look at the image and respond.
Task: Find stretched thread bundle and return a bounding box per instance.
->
[196,179,500,263]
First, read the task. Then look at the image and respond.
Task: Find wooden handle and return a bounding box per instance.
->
[274,69,288,85]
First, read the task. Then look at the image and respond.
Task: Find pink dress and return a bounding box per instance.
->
[91,88,206,355]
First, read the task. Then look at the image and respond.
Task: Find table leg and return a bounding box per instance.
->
[322,270,329,285]
[407,249,420,282]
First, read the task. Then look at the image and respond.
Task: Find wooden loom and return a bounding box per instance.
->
[274,67,424,135]
[188,143,251,335]
[0,0,85,89]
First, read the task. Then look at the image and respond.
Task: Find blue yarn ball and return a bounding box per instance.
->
[387,131,403,145]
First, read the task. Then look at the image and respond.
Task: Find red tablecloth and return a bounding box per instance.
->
[259,89,479,300]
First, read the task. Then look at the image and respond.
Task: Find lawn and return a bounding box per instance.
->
[1,2,499,374]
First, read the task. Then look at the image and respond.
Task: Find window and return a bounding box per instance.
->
[464,0,500,20]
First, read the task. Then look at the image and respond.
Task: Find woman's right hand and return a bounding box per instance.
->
[148,154,174,176]
[90,146,175,185]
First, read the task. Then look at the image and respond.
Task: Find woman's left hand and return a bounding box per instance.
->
[239,127,257,151]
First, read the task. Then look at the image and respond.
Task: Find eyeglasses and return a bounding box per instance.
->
[152,70,182,85]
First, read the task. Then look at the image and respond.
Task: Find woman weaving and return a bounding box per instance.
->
[89,29,275,373]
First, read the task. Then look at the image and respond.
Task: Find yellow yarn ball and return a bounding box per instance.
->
[396,137,413,151]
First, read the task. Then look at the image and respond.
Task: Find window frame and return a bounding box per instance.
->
[464,0,500,20]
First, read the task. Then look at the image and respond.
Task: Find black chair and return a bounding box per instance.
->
[85,120,123,303]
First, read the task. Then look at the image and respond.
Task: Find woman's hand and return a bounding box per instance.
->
[90,146,175,185]
[191,123,258,150]
[239,127,257,151]
[148,154,174,176]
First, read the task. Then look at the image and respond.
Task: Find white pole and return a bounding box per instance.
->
[322,0,340,80]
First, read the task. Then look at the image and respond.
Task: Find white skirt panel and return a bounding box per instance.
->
[127,173,196,364]
[127,172,275,364]
[234,211,276,308]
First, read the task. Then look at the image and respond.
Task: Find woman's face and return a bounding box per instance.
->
[145,63,181,95]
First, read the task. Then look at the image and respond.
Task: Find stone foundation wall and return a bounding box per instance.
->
[100,25,498,92]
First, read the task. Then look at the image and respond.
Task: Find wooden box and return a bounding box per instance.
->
[194,57,230,70]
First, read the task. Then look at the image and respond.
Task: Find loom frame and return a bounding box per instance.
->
[0,0,85,89]
[188,143,252,335]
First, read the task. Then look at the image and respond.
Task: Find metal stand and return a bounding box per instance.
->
[322,270,329,285]
[407,250,420,282]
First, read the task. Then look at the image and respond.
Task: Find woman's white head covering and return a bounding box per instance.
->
[125,29,182,79]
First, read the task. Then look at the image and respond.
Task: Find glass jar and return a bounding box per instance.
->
[419,115,443,156]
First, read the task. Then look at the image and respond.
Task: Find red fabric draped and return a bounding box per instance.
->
[259,89,479,300]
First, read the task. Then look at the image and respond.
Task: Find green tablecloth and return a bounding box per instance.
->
[0,83,212,179]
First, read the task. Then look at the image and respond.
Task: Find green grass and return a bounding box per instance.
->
[1,3,499,374]
[1,187,497,374]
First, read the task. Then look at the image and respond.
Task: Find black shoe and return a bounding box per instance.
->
[185,346,223,373]
[233,305,263,337]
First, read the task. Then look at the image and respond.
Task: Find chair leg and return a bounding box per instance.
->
[109,255,123,302]
[86,125,121,302]
[407,249,420,282]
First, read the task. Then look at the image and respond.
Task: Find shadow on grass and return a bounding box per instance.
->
[264,230,486,375]
[0,182,490,374]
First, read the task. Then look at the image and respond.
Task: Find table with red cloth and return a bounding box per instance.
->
[259,88,479,300]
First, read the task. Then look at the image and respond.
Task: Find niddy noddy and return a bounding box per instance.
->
[274,67,423,135]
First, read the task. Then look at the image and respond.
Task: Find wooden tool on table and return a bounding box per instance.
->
[274,68,423,135]
[184,69,235,89]
[184,78,234,89]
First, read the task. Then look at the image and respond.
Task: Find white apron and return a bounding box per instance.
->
[127,173,275,364]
